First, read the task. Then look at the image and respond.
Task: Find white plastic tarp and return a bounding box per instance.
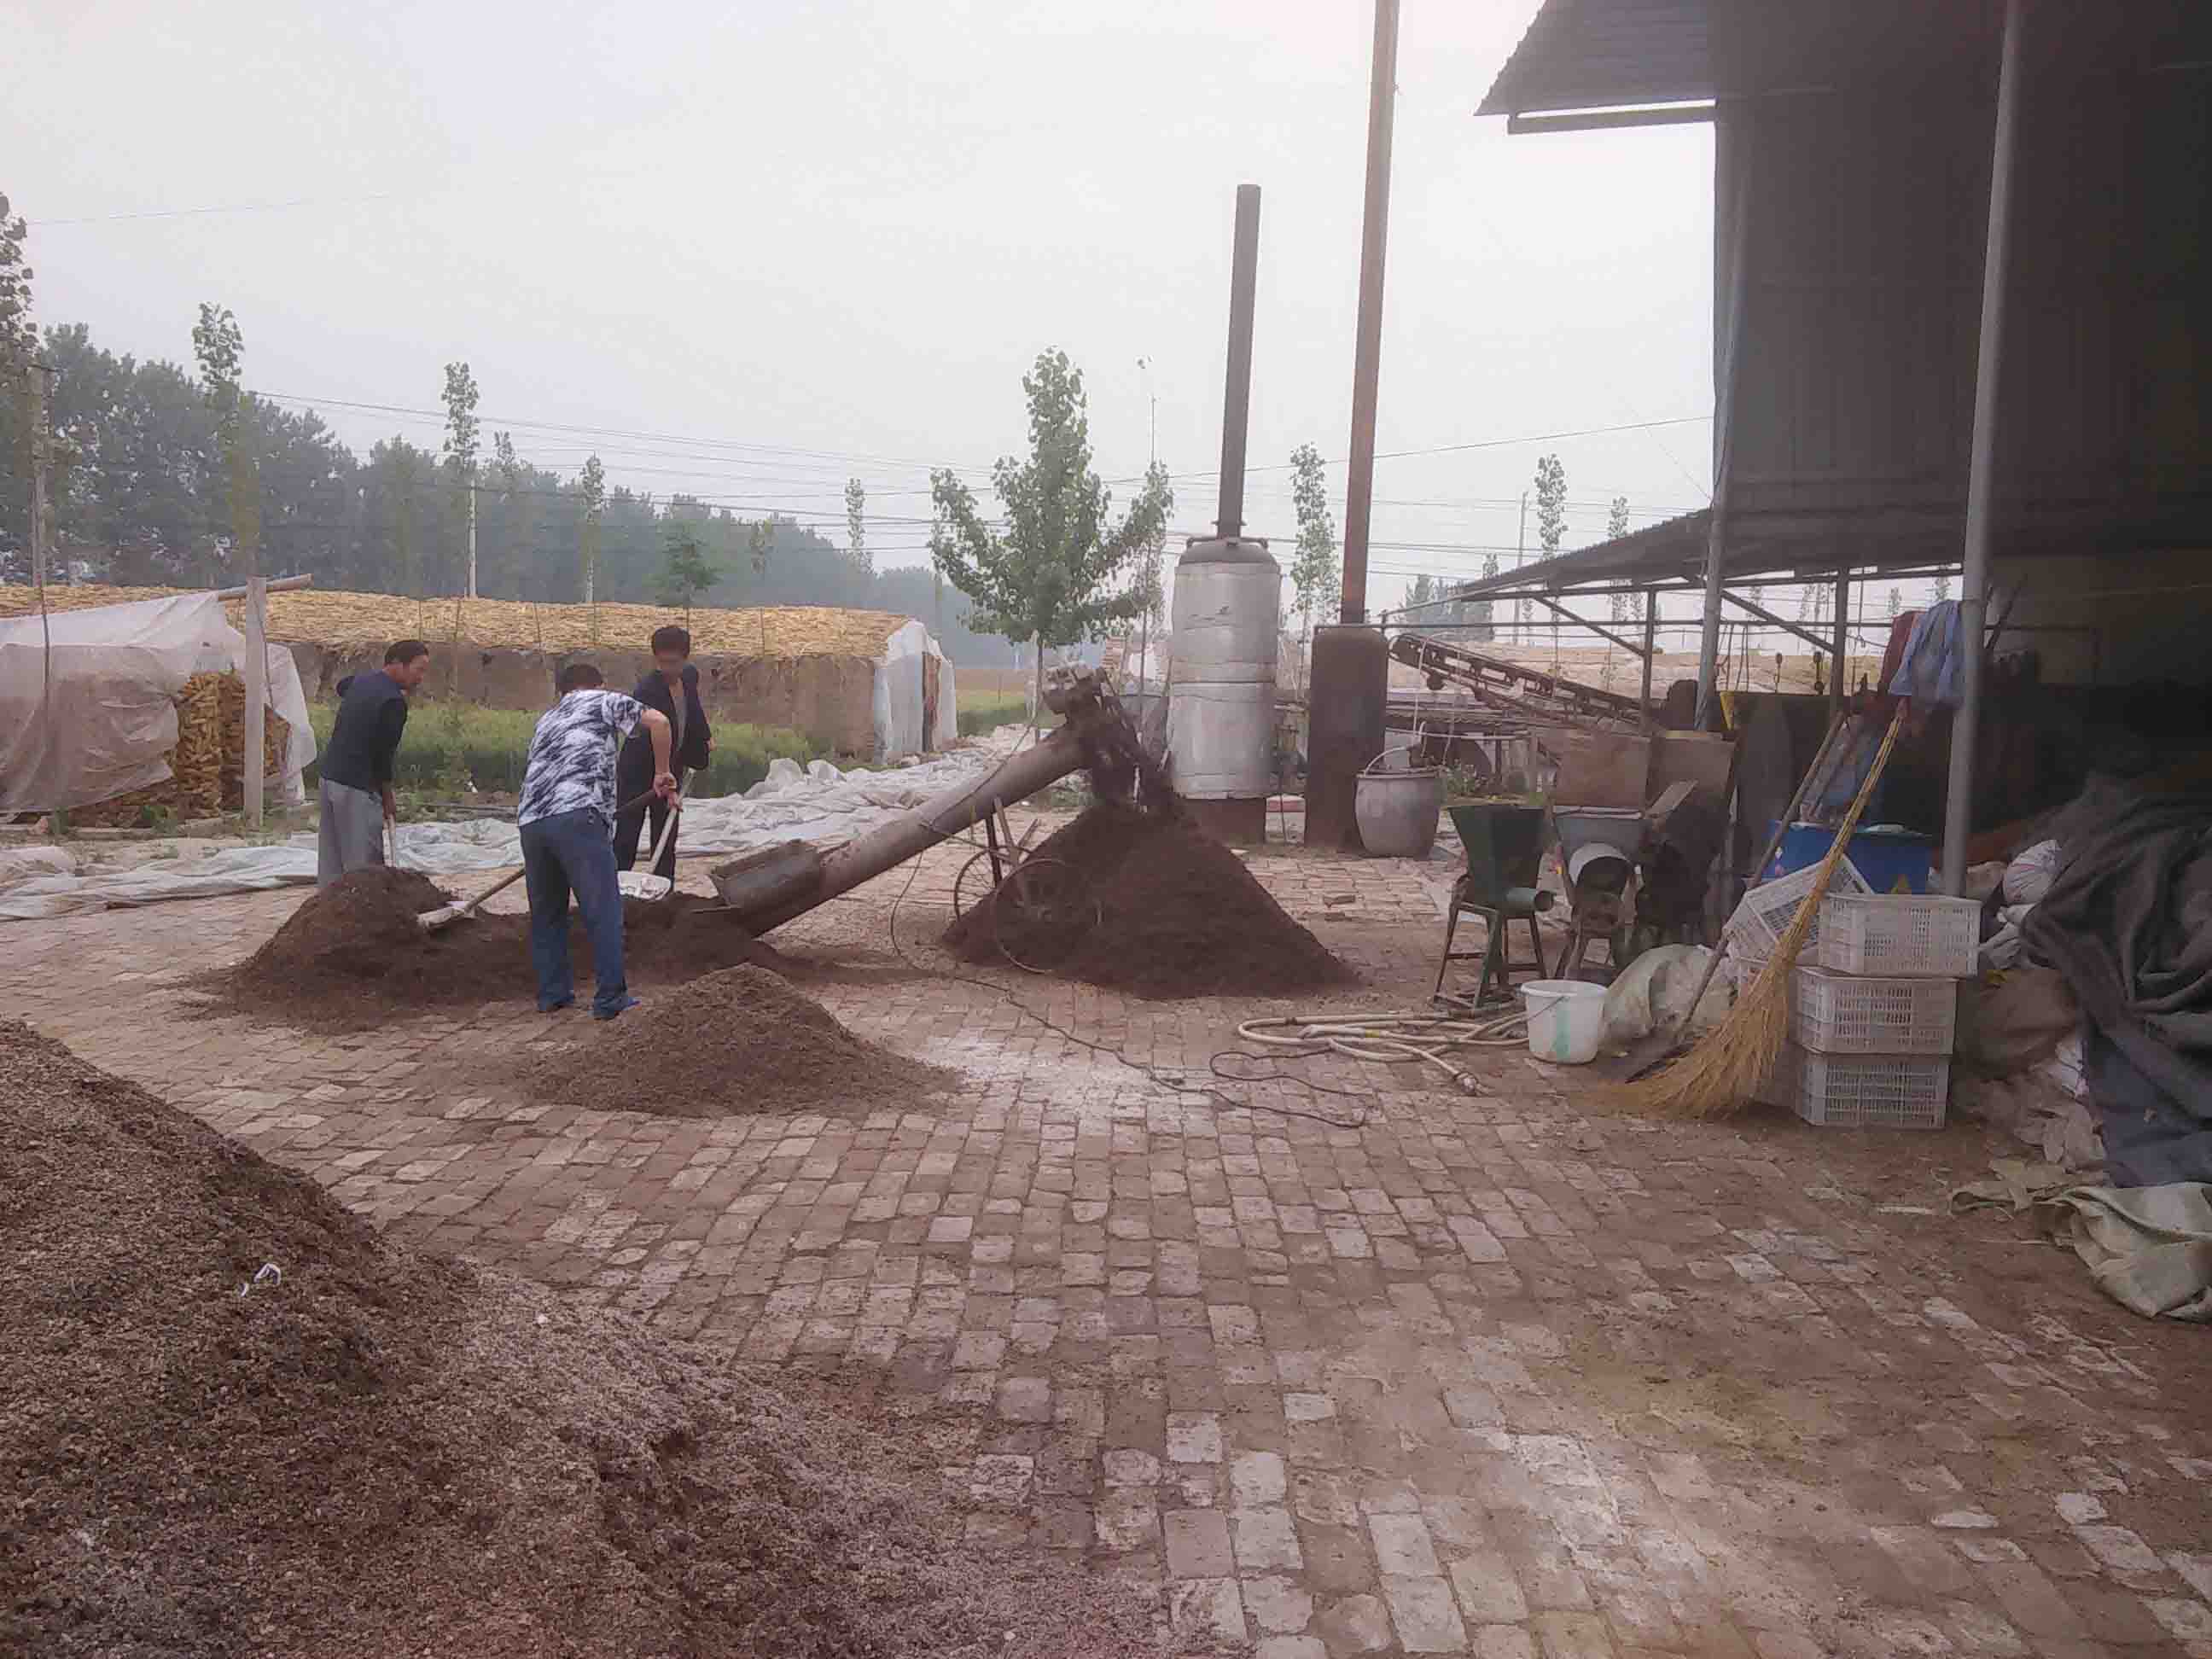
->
[0,592,316,816]
[0,742,1008,921]
[874,620,958,760]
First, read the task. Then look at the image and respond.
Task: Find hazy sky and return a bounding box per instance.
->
[10,0,1725,621]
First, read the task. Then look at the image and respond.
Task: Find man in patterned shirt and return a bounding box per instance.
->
[517,661,676,1020]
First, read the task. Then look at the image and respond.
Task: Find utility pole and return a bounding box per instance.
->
[466,480,477,600]
[1137,355,1158,692]
[1516,491,1528,644]
[28,359,54,591]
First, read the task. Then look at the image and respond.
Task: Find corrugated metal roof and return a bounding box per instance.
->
[1478,0,1712,118]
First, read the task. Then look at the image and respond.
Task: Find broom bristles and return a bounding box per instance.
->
[1604,704,1907,1119]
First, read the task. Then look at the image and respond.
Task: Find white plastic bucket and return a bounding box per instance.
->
[1522,979,1607,1065]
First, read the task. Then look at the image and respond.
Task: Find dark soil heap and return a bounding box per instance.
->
[0,1020,1167,1658]
[946,801,1353,999]
[527,964,952,1117]
[212,867,789,1029]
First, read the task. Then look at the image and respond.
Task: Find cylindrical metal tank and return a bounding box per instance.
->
[1306,623,1388,851]
[1167,537,1280,841]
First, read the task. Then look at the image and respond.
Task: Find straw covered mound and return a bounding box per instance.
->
[525,964,953,1117]
[0,1019,1173,1659]
[210,868,791,1029]
[946,802,1353,998]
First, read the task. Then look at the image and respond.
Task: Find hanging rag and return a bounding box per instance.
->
[1886,599,1965,707]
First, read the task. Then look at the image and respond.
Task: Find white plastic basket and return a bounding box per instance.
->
[1813,893,1981,978]
[1789,965,1958,1055]
[1724,857,1873,962]
[1759,1043,1949,1130]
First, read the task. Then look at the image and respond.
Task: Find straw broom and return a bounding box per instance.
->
[1606,701,1908,1119]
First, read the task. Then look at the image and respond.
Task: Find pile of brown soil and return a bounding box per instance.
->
[526,965,953,1117]
[0,1021,1169,1658]
[946,802,1353,999]
[208,867,795,1030]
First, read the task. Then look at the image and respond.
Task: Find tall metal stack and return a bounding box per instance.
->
[1167,183,1279,844]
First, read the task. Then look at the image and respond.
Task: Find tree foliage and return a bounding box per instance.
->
[1606,495,1632,619]
[0,192,31,371]
[928,349,1171,653]
[1288,441,1341,630]
[0,303,1027,661]
[578,453,606,604]
[844,476,868,574]
[655,516,720,614]
[191,303,258,580]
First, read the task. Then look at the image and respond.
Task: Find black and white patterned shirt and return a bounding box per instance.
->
[517,690,646,831]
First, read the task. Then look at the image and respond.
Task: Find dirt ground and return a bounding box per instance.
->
[5,824,2210,1658]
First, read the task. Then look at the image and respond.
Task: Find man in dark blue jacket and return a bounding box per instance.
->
[318,639,430,885]
[614,625,713,881]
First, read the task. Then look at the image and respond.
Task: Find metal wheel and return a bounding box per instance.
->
[952,848,1000,921]
[990,856,1097,973]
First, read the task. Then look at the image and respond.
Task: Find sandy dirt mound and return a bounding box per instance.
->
[209,869,795,1029]
[525,964,954,1117]
[0,1021,1169,1659]
[946,802,1353,999]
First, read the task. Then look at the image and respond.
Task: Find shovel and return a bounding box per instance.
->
[415,786,670,933]
[617,775,686,903]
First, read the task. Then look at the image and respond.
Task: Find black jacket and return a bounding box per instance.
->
[616,665,712,795]
[322,668,409,793]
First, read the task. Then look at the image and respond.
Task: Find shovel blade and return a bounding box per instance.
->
[618,873,673,902]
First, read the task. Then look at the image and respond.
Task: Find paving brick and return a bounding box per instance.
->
[1167,1509,1236,1580]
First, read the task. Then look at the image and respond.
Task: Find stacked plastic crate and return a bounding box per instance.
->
[1726,863,1982,1129]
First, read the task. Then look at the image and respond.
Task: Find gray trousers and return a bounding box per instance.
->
[317,778,387,887]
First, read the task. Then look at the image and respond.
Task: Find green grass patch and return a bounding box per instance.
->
[306,701,824,798]
[956,692,1029,736]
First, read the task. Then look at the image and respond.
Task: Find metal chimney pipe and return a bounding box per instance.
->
[1215,183,1262,538]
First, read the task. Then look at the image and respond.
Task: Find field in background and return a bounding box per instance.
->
[306,703,822,799]
[957,686,1028,736]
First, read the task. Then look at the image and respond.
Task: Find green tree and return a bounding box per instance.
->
[844,476,868,574]
[1528,453,1567,639]
[1288,441,1341,637]
[492,431,525,597]
[1933,574,1952,603]
[928,348,1172,709]
[441,361,480,597]
[578,452,606,611]
[1606,496,1633,620]
[655,515,720,618]
[191,302,258,585]
[1886,586,1902,620]
[1406,573,1436,614]
[0,190,30,375]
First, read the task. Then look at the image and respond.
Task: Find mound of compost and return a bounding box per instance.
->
[526,964,952,1117]
[0,1020,1167,1659]
[209,868,795,1029]
[946,802,1353,999]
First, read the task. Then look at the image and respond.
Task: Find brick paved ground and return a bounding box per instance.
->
[8,829,2212,1659]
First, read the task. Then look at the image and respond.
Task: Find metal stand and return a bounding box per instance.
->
[1435,875,1552,1006]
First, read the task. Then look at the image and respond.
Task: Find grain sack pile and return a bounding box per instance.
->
[0,584,958,761]
[0,1020,1176,1659]
[0,592,313,819]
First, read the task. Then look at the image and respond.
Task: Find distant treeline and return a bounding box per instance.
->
[0,322,1021,665]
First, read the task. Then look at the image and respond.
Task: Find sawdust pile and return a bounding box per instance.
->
[527,964,952,1117]
[0,1021,1173,1658]
[209,867,791,1029]
[946,802,1352,999]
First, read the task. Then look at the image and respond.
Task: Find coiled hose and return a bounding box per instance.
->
[1231,1005,1533,1097]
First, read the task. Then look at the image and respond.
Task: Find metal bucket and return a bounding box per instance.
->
[1354,749,1444,859]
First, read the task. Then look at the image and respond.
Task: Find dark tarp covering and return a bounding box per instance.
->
[2025,788,2212,1185]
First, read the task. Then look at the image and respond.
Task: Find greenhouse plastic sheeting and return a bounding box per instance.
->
[0,742,1010,921]
[0,591,316,816]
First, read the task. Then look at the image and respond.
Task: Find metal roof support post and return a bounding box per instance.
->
[1942,0,2024,897]
[1640,591,1658,728]
[1697,111,1751,729]
[1831,567,1850,716]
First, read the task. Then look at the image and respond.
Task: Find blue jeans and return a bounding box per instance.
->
[520,809,627,1016]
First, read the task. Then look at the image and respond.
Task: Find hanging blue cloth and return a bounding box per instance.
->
[1886,599,1965,706]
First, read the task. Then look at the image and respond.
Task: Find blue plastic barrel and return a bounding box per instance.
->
[1765,824,1932,894]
